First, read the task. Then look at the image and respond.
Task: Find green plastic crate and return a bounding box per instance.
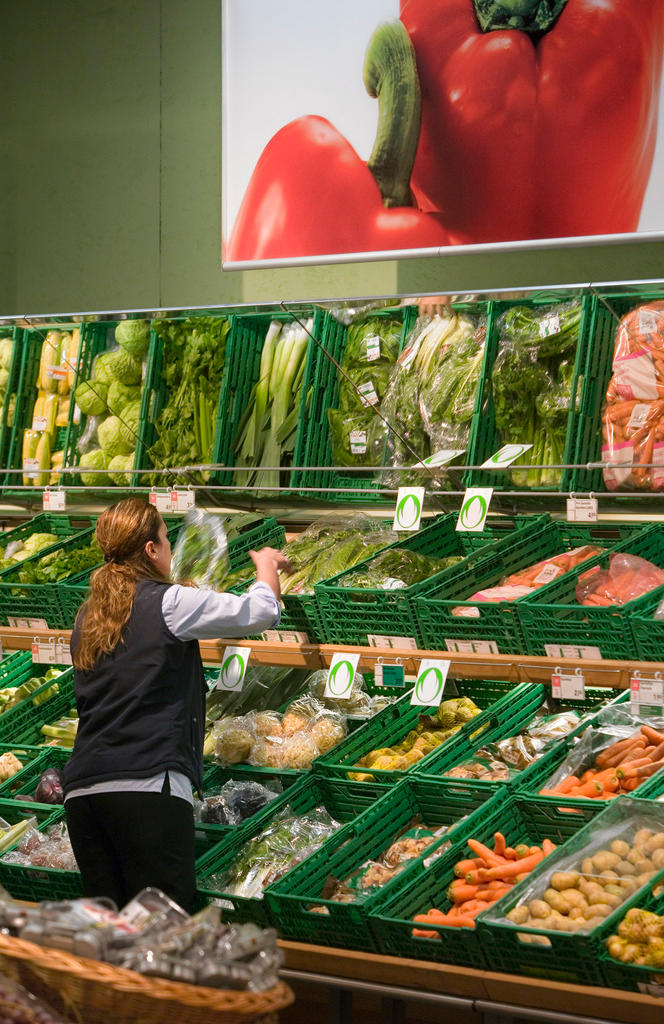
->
[196,763,302,844]
[0,512,98,591]
[316,513,546,647]
[466,292,592,493]
[0,326,27,484]
[210,307,321,493]
[265,775,502,951]
[518,524,664,660]
[0,746,70,807]
[298,306,419,502]
[415,686,628,805]
[572,287,664,494]
[632,599,664,663]
[373,792,599,968]
[415,519,647,656]
[0,669,75,747]
[476,796,664,986]
[312,679,533,805]
[0,800,66,901]
[134,314,231,488]
[196,774,378,927]
[0,741,49,798]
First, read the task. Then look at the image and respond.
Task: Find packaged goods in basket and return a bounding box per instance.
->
[301,669,399,718]
[379,312,484,488]
[338,547,459,591]
[0,886,283,991]
[198,779,281,827]
[313,820,452,910]
[205,664,311,723]
[452,544,604,617]
[444,707,584,781]
[0,973,67,1023]
[208,805,340,900]
[327,314,400,470]
[602,300,664,491]
[483,799,664,938]
[412,831,558,934]
[606,905,664,968]
[171,507,230,590]
[539,708,664,801]
[575,553,664,607]
[208,706,347,769]
[490,301,583,487]
[349,697,482,782]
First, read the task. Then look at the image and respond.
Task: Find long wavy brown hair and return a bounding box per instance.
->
[73,498,167,671]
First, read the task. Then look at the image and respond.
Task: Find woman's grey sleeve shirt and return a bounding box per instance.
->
[161,581,280,640]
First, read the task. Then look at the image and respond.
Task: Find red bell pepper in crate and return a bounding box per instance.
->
[400,0,664,243]
[225,23,448,261]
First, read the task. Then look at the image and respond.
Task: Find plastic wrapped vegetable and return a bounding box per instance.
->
[601,301,664,491]
[171,508,229,590]
[575,553,664,607]
[339,548,460,590]
[200,781,280,826]
[34,767,65,805]
[214,805,340,899]
[279,516,395,596]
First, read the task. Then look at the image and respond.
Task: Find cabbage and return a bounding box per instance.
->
[115,319,150,359]
[0,368,9,389]
[119,399,141,449]
[34,767,64,805]
[75,380,108,416]
[93,349,142,387]
[108,452,135,485]
[107,381,141,416]
[98,416,134,459]
[79,448,111,486]
[0,337,13,371]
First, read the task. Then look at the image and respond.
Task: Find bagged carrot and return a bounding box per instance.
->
[575,553,664,607]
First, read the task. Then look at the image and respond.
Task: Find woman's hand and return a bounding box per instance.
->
[250,547,292,601]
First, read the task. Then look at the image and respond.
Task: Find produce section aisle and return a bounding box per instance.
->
[279,941,664,1024]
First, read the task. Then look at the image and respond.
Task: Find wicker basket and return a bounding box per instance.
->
[0,933,293,1024]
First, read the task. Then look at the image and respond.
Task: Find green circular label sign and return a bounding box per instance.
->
[328,660,354,696]
[414,667,444,705]
[460,494,487,530]
[491,445,522,465]
[220,654,246,689]
[396,493,421,529]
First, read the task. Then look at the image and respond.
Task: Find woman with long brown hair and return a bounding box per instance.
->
[63,497,287,911]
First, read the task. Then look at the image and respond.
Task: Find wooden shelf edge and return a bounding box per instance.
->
[0,627,655,687]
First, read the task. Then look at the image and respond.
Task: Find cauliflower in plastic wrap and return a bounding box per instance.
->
[213,719,255,766]
[308,715,346,756]
[250,711,284,739]
[250,737,285,770]
[282,710,310,736]
[281,733,320,770]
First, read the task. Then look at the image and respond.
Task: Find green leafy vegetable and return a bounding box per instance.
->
[339,548,462,590]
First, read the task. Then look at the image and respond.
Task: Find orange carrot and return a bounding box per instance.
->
[412,928,439,938]
[493,832,506,857]
[473,852,544,883]
[449,882,482,903]
[467,839,506,867]
[542,839,557,855]
[643,725,664,746]
[569,779,603,798]
[454,858,481,878]
[648,740,664,761]
[616,756,654,777]
[556,775,581,794]
[618,760,664,781]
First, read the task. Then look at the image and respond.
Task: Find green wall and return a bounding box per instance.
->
[2,0,663,318]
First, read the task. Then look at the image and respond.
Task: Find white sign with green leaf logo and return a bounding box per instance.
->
[324,653,361,700]
[216,647,250,692]
[393,487,425,532]
[413,449,466,470]
[481,443,532,469]
[456,488,493,533]
[411,659,451,706]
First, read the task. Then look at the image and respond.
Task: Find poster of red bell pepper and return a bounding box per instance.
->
[222,0,664,267]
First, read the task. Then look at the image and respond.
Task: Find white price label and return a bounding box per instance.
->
[365,336,381,361]
[481,444,532,470]
[367,634,417,650]
[411,659,451,706]
[149,490,173,513]
[43,489,66,511]
[393,487,425,532]
[261,630,310,644]
[32,416,48,432]
[170,489,195,512]
[631,676,664,710]
[539,314,561,338]
[23,458,40,480]
[324,652,360,700]
[445,639,500,655]
[551,671,586,700]
[216,647,250,692]
[349,430,367,454]
[533,563,562,586]
[566,497,598,523]
[56,640,73,665]
[414,449,466,470]
[456,488,493,533]
[46,365,67,380]
[357,381,379,407]
[639,310,659,335]
[31,639,57,665]
[544,644,602,661]
[627,403,651,431]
